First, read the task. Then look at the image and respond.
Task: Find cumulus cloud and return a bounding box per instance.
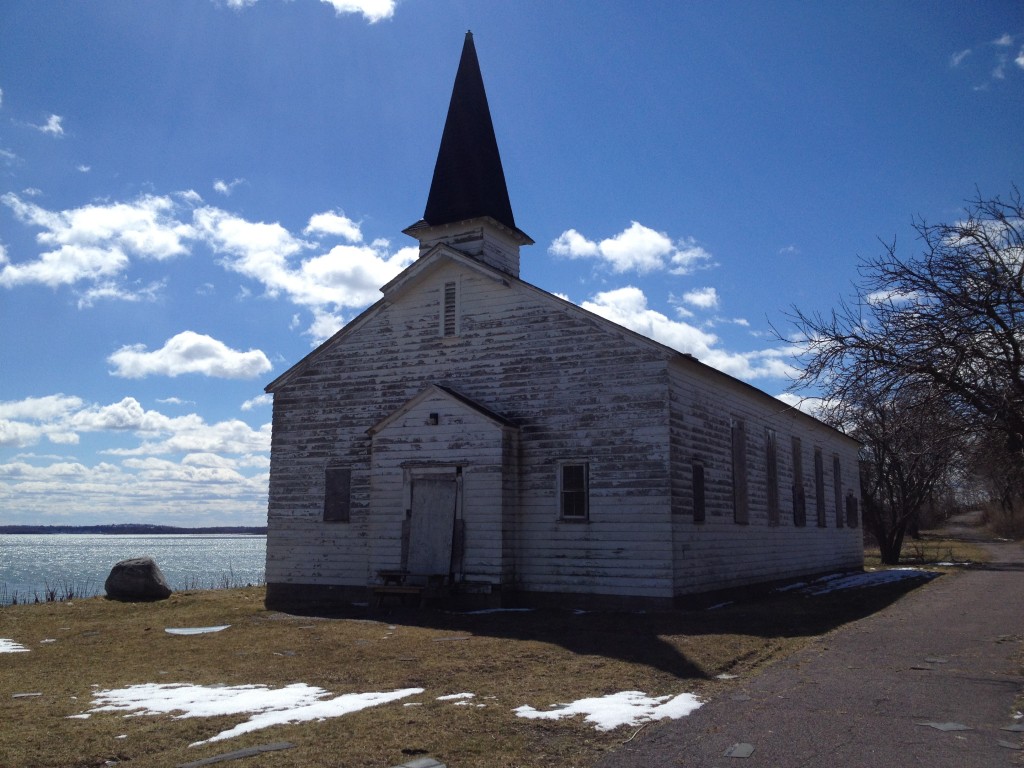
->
[193,205,416,335]
[2,192,417,337]
[34,114,65,136]
[222,0,396,23]
[213,178,244,196]
[0,193,194,288]
[680,286,719,310]
[580,286,796,381]
[108,331,273,380]
[241,393,273,411]
[320,0,396,22]
[550,222,713,275]
[304,210,363,242]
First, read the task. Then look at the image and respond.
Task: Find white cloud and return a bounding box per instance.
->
[774,392,825,417]
[241,393,273,411]
[0,193,194,288]
[1017,47,1024,70]
[77,165,91,173]
[2,192,420,335]
[213,178,245,196]
[108,331,273,380]
[0,394,271,524]
[550,222,712,275]
[304,210,363,242]
[320,0,396,23]
[680,286,719,310]
[35,114,64,136]
[76,279,165,309]
[221,0,395,22]
[194,205,416,325]
[950,48,972,67]
[580,286,796,381]
[993,34,1013,47]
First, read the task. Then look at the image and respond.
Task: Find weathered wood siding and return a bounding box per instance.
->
[668,360,863,595]
[267,251,676,599]
[369,387,514,585]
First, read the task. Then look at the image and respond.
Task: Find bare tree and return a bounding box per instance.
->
[782,188,1024,558]
[822,382,962,564]
[789,188,1024,458]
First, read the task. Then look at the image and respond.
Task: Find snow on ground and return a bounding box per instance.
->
[0,639,29,653]
[83,683,424,746]
[797,568,939,596]
[437,692,475,701]
[515,691,702,731]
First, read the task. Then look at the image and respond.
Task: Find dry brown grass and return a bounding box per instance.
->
[0,576,936,768]
[862,533,992,570]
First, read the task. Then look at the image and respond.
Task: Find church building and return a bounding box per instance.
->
[263,33,863,611]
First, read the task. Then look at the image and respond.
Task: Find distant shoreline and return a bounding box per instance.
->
[0,524,267,535]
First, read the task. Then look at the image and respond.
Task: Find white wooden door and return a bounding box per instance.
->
[407,476,458,576]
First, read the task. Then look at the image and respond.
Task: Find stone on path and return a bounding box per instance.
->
[104,557,172,601]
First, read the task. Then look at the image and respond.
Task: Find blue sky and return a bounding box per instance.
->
[1,1,1021,527]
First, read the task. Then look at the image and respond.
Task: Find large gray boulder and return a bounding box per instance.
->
[104,556,172,601]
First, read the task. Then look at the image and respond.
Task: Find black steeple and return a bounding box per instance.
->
[422,32,520,234]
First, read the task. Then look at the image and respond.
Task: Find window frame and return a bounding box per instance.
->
[323,465,352,523]
[558,461,590,521]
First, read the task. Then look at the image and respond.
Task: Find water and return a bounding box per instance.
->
[0,534,265,604]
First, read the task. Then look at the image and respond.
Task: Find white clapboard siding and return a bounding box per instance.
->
[266,245,863,605]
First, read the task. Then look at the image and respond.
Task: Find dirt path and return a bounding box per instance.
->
[598,522,1024,767]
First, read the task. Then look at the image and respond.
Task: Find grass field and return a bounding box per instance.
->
[0,538,986,768]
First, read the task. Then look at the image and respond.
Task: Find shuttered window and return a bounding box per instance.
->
[814,447,826,527]
[323,466,351,523]
[846,492,859,528]
[792,436,806,526]
[442,280,458,337]
[833,455,844,528]
[560,463,589,520]
[732,418,749,524]
[692,461,706,523]
[766,428,779,526]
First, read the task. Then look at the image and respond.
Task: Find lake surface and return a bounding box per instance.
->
[0,534,265,604]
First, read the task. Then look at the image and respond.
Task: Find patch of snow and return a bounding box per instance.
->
[65,714,91,719]
[781,569,939,596]
[0,639,29,653]
[514,690,702,731]
[437,692,475,701]
[164,625,230,636]
[85,683,423,746]
[715,673,738,680]
[706,601,733,610]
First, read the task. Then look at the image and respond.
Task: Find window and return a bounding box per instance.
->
[692,461,706,523]
[441,280,458,337]
[833,456,844,528]
[814,447,826,527]
[560,463,589,520]
[791,436,806,526]
[323,466,351,523]
[731,418,749,524]
[846,492,859,528]
[765,428,779,525]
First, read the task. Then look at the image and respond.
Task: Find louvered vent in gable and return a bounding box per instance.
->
[441,280,459,337]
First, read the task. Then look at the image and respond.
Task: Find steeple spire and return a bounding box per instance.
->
[405,32,531,277]
[424,31,516,231]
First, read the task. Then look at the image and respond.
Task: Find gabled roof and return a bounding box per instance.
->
[368,383,517,436]
[420,32,523,238]
[263,246,856,445]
